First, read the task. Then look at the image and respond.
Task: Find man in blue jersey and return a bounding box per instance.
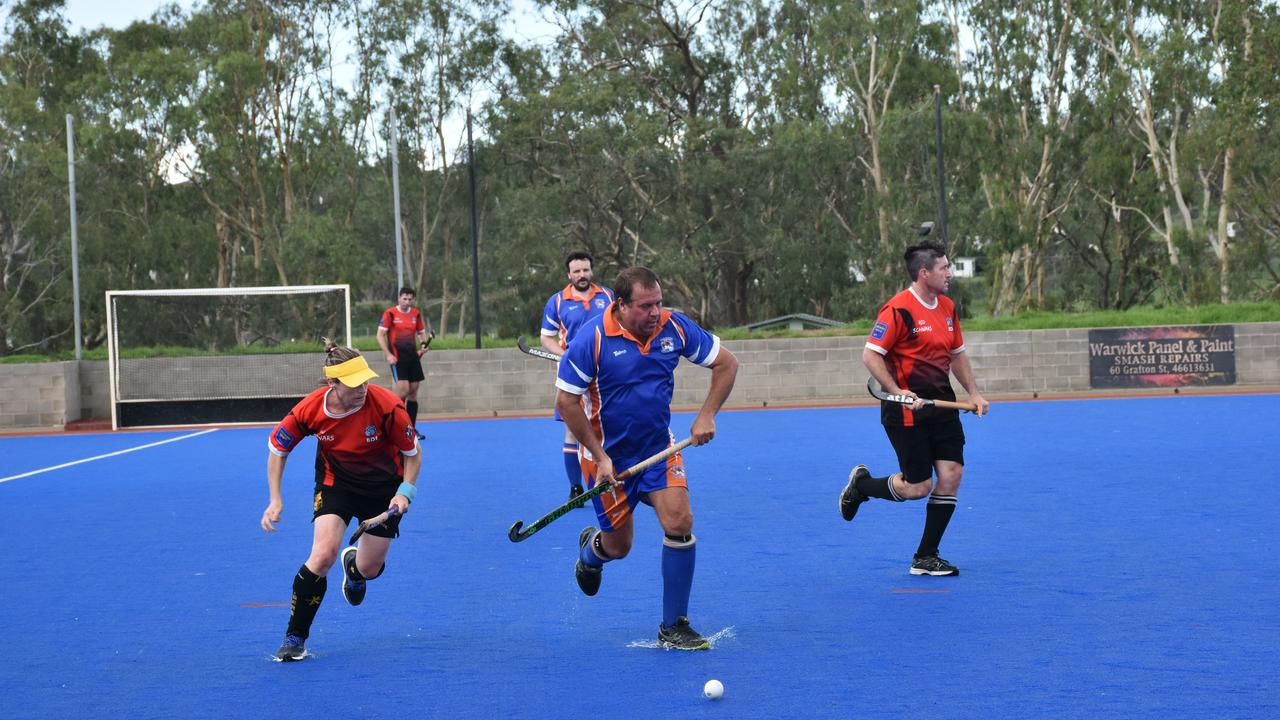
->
[555,266,739,651]
[539,251,614,500]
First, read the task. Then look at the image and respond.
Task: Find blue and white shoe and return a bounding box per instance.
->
[274,634,308,662]
[341,546,366,606]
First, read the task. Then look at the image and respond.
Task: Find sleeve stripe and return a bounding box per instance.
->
[556,377,587,395]
[567,357,592,383]
[864,342,888,355]
[951,344,967,355]
[540,328,559,336]
[697,335,721,367]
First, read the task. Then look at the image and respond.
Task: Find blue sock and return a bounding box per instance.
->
[661,535,696,627]
[564,443,581,488]
[579,529,605,569]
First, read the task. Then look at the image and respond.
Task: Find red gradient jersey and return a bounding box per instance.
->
[379,306,426,360]
[268,384,419,496]
[865,287,966,427]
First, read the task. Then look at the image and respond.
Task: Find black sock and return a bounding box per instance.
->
[856,474,903,501]
[916,495,957,557]
[286,564,327,639]
[406,400,419,425]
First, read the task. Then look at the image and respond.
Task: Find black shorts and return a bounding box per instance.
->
[391,354,425,384]
[883,417,965,483]
[312,485,401,539]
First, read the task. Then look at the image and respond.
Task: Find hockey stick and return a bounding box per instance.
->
[516,335,560,362]
[866,377,978,412]
[508,437,694,543]
[417,331,435,357]
[348,505,401,545]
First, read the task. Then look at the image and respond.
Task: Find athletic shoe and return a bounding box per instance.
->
[274,634,309,662]
[839,464,870,521]
[657,616,711,651]
[340,546,366,606]
[415,429,426,440]
[574,526,602,597]
[569,485,585,502]
[910,554,960,576]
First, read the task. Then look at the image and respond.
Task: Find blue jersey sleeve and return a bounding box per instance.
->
[555,326,598,395]
[671,312,721,367]
[540,294,561,337]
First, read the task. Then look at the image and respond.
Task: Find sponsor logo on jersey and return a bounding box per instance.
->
[613,348,628,357]
[274,427,296,449]
[364,424,378,443]
[316,434,335,442]
[660,337,675,353]
[870,321,888,341]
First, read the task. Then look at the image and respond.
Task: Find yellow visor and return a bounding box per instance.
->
[323,355,378,388]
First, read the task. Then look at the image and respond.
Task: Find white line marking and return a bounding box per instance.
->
[0,429,219,484]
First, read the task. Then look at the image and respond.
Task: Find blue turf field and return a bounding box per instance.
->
[1,395,1277,719]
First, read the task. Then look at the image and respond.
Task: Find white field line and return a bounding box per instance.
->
[0,429,219,484]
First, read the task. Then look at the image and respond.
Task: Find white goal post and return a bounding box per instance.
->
[106,285,352,429]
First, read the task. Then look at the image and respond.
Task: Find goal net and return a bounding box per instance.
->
[106,285,352,429]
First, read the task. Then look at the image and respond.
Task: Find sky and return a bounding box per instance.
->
[60,0,195,32]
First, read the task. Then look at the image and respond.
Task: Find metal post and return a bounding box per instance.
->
[933,85,950,245]
[466,110,482,349]
[66,114,83,360]
[390,107,405,291]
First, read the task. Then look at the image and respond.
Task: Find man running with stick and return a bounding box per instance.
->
[555,266,738,650]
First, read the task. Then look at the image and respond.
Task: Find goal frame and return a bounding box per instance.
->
[105,284,352,429]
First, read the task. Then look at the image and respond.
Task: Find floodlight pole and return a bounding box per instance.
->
[390,107,405,292]
[66,114,83,360]
[466,109,482,349]
[933,85,950,245]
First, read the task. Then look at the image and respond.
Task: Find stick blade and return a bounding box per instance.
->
[507,521,527,543]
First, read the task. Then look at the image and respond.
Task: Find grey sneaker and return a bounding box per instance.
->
[657,616,710,651]
[341,546,366,606]
[274,634,309,662]
[575,527,602,596]
[840,465,870,521]
[910,554,960,576]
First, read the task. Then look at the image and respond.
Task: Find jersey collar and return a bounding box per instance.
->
[602,303,672,354]
[560,283,608,303]
[908,286,939,310]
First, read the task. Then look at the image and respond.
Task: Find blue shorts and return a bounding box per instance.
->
[581,440,688,532]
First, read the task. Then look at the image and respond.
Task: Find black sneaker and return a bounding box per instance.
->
[839,464,870,521]
[569,485,584,503]
[341,546,366,606]
[910,554,960,576]
[274,634,309,662]
[574,526,602,596]
[657,616,710,651]
[415,430,426,440]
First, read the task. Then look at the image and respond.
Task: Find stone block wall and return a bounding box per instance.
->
[1,321,1277,430]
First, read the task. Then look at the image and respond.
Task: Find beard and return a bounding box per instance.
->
[573,277,592,291]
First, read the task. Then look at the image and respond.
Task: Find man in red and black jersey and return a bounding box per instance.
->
[377,286,433,440]
[261,343,422,661]
[839,240,989,577]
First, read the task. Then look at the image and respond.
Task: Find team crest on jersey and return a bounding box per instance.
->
[870,321,888,341]
[274,427,295,449]
[595,298,606,309]
[946,315,954,330]
[660,337,676,353]
[364,424,378,443]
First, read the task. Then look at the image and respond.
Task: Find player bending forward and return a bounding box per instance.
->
[556,267,738,650]
[261,341,422,661]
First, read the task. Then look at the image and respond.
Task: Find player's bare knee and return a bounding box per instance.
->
[897,477,932,500]
[307,550,339,574]
[601,534,632,559]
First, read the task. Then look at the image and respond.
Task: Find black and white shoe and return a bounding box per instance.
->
[415,429,426,440]
[657,616,710,651]
[574,527,602,597]
[341,546,367,606]
[839,465,870,521]
[910,554,960,576]
[274,634,309,662]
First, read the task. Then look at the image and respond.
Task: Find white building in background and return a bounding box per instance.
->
[953,256,976,278]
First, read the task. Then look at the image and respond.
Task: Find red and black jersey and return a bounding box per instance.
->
[379,306,426,360]
[865,288,966,427]
[268,384,419,496]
